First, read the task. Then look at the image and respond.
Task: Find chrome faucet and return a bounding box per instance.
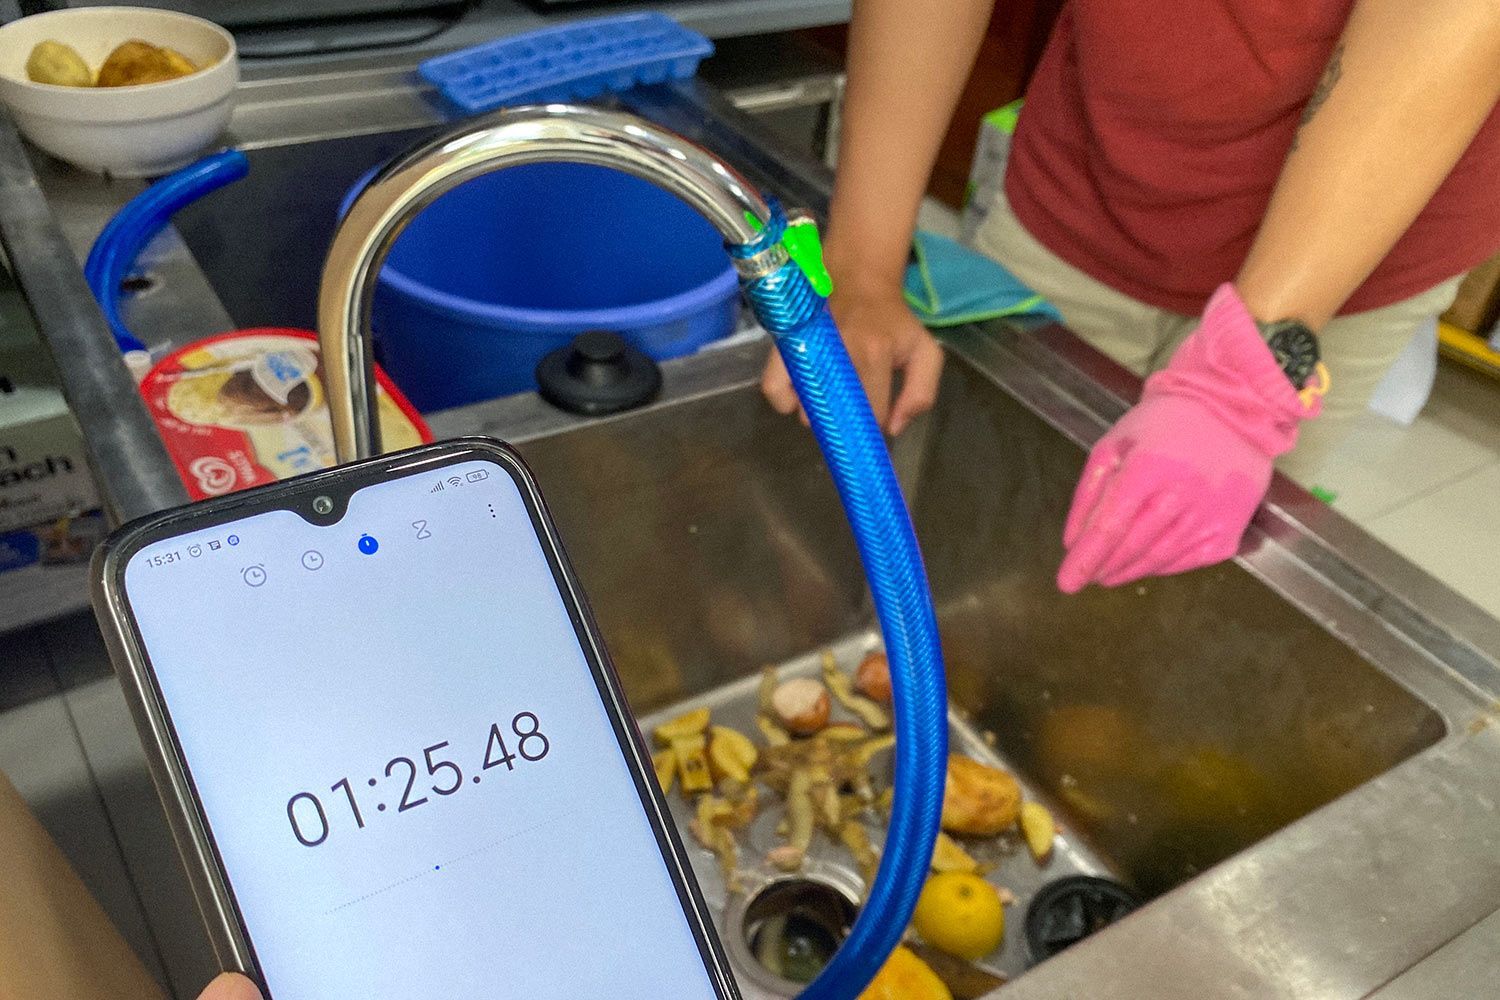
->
[316,103,787,461]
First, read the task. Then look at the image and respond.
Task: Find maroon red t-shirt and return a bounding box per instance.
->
[1005,0,1500,316]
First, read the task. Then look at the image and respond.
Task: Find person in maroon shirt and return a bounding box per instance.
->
[762,0,1500,592]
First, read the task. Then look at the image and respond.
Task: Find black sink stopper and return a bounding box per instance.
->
[1025,875,1141,964]
[535,330,662,416]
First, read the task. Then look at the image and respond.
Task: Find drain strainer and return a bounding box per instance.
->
[1025,875,1140,963]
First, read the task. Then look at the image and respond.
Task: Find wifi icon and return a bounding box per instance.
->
[448,476,463,488]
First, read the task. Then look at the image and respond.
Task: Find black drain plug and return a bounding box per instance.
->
[1025,875,1140,963]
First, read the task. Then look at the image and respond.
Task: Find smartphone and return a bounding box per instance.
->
[93,438,740,1000]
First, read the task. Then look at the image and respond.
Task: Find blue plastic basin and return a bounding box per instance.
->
[339,162,740,411]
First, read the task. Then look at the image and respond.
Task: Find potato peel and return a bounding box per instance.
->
[652,748,677,794]
[822,651,890,730]
[673,734,713,794]
[1019,800,1056,862]
[653,706,711,746]
[930,832,982,875]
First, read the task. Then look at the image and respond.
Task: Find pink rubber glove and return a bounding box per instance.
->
[1057,284,1322,593]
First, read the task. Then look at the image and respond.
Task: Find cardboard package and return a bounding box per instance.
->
[0,384,104,633]
[960,101,1024,246]
[1,261,104,634]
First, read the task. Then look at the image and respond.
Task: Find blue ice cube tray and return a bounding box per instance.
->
[419,13,715,116]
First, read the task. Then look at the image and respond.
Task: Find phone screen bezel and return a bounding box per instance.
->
[92,437,740,1000]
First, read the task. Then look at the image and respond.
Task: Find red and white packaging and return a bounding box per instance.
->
[140,329,431,500]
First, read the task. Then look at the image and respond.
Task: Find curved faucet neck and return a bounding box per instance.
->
[317,104,782,460]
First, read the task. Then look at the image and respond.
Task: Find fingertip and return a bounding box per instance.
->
[200,973,264,1000]
[761,355,797,415]
[890,344,943,438]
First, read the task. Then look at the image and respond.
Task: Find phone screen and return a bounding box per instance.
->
[119,457,724,999]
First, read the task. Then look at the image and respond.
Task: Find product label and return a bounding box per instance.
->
[139,330,431,501]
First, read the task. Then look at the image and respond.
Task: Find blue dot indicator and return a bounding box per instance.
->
[434,865,441,871]
[358,534,379,555]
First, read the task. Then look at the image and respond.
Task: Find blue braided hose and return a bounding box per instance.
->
[734,221,949,1000]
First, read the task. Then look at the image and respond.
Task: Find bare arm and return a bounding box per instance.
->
[763,0,994,434]
[824,0,996,294]
[1237,0,1500,329]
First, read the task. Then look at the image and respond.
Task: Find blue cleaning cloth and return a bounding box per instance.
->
[903,230,1061,327]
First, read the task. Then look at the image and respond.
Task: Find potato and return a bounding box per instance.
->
[941,754,1022,837]
[160,46,198,77]
[26,40,92,87]
[96,40,195,87]
[854,651,893,704]
[771,677,830,736]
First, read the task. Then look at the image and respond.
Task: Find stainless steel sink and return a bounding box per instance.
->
[472,332,1458,994]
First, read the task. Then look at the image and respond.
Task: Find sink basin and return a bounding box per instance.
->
[481,337,1448,992]
[161,131,1445,901]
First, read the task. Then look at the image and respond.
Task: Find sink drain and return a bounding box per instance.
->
[1024,875,1140,963]
[732,874,859,992]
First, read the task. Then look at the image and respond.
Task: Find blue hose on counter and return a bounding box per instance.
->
[84,149,249,354]
[733,208,949,1000]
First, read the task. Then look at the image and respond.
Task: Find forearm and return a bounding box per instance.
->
[1237,0,1500,329]
[825,0,995,294]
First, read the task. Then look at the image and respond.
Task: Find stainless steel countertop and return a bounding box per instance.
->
[58,0,851,62]
[8,46,1500,1000]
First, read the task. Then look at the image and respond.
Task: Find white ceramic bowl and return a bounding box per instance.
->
[0,7,237,177]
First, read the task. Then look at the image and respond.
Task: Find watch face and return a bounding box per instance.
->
[1265,324,1320,390]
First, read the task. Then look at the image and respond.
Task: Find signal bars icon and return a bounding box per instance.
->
[430,476,464,494]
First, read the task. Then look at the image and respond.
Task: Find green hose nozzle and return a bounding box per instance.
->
[746,211,833,297]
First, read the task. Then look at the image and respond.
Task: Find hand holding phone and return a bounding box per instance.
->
[200,974,263,1000]
[94,439,738,1000]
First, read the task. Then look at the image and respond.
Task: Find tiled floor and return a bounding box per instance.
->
[1317,362,1500,617]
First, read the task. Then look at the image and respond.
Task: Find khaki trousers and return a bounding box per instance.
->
[972,192,1463,483]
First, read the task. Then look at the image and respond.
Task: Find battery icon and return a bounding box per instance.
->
[465,470,489,483]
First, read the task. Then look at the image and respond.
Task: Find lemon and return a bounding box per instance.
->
[857,945,951,1000]
[911,872,1005,960]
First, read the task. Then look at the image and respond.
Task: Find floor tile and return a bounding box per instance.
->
[39,609,116,690]
[1421,362,1500,453]
[1366,462,1500,619]
[0,626,59,712]
[1315,368,1499,522]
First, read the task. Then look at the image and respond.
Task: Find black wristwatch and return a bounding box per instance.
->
[1258,319,1321,390]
